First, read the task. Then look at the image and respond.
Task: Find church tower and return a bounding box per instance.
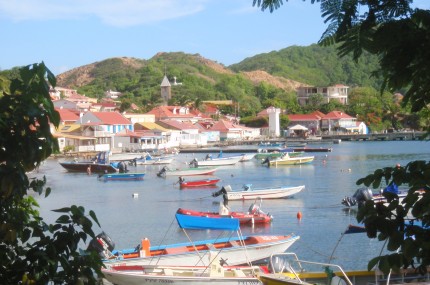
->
[160,75,171,105]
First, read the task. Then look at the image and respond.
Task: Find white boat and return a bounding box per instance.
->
[135,155,174,165]
[157,166,219,176]
[102,263,265,285]
[240,153,256,162]
[110,152,145,162]
[97,220,299,267]
[189,155,242,167]
[212,184,305,201]
[100,214,299,285]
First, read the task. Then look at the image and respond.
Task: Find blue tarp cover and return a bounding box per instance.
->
[175,213,240,231]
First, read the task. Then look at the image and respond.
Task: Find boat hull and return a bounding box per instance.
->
[100,173,145,181]
[104,234,299,267]
[180,179,220,187]
[226,185,305,201]
[268,156,314,166]
[165,167,218,176]
[176,208,272,225]
[59,162,118,174]
[195,156,242,166]
[102,264,264,285]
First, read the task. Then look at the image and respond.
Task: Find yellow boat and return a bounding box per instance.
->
[259,253,430,285]
[264,153,314,166]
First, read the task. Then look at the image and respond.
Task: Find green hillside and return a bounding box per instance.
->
[230,44,383,89]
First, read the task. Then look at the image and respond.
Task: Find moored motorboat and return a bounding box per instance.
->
[157,166,219,177]
[102,263,265,285]
[90,215,299,267]
[59,151,118,174]
[212,184,305,201]
[98,172,145,181]
[177,177,220,188]
[176,198,273,225]
[262,153,314,166]
[189,155,242,167]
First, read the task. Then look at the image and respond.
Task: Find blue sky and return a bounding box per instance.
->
[1,0,429,75]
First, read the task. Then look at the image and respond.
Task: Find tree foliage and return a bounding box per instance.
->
[253,0,430,274]
[0,63,103,284]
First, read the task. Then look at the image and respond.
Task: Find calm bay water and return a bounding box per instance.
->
[32,140,430,270]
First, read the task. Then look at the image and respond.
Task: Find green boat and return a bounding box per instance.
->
[254,151,304,160]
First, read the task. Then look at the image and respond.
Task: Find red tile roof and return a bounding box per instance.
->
[288,114,321,121]
[56,108,80,122]
[92,112,132,125]
[322,111,354,119]
[210,120,242,132]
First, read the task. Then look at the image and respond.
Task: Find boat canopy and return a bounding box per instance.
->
[175,213,240,231]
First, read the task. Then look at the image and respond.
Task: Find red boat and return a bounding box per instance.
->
[176,199,273,225]
[178,177,220,188]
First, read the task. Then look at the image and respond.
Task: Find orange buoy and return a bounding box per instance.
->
[297,211,302,220]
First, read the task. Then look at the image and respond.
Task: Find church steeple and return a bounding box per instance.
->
[160,74,171,106]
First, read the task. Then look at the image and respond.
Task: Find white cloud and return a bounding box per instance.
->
[0,0,208,27]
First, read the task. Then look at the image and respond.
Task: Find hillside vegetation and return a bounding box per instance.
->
[52,46,383,116]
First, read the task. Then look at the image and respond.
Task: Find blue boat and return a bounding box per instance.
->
[175,212,240,231]
[99,172,145,181]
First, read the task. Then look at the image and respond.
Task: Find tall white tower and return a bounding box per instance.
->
[267,107,281,137]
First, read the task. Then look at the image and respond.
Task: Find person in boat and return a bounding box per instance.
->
[205,154,212,160]
[212,186,230,214]
[174,176,185,185]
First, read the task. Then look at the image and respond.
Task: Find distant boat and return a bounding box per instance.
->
[212,184,305,201]
[178,177,220,188]
[176,198,273,225]
[59,151,118,174]
[189,155,242,167]
[134,155,174,165]
[157,166,219,177]
[98,172,145,181]
[262,153,314,166]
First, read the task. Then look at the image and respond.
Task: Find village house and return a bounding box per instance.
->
[321,110,357,133]
[287,111,324,135]
[297,84,349,106]
[157,120,207,147]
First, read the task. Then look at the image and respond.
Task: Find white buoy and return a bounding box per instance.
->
[132,193,139,198]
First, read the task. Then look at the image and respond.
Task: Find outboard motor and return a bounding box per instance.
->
[189,158,198,168]
[157,166,167,177]
[248,202,261,215]
[341,187,373,207]
[262,157,271,165]
[118,161,128,173]
[268,255,292,273]
[87,232,115,259]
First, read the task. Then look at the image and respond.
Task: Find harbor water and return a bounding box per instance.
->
[32,140,430,271]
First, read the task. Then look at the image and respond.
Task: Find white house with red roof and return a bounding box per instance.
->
[288,111,324,135]
[76,111,133,151]
[321,111,357,133]
[157,119,207,147]
[297,84,349,106]
[210,120,245,141]
[55,108,80,125]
